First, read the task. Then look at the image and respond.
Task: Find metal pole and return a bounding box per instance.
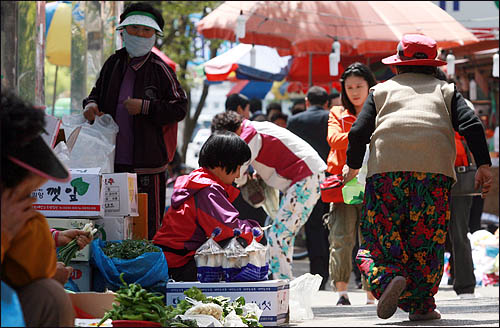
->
[35,1,46,107]
[309,53,313,87]
[52,65,58,116]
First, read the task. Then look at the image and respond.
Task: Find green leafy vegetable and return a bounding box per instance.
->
[102,239,160,259]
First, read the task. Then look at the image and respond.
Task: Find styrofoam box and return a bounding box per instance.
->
[166,280,289,326]
[32,168,104,218]
[46,218,92,262]
[68,261,92,292]
[102,173,138,217]
[94,216,134,241]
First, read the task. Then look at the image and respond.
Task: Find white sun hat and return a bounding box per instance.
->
[116,11,163,36]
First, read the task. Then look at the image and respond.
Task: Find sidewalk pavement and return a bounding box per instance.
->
[288,258,499,327]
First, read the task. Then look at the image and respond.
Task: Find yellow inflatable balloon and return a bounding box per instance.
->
[46,2,71,67]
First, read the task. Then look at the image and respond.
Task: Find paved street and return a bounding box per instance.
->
[289,258,499,327]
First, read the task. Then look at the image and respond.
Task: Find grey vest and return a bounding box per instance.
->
[368,73,457,181]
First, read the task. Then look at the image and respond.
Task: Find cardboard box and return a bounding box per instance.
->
[69,291,116,318]
[32,168,104,218]
[102,173,139,217]
[41,113,62,148]
[132,193,148,240]
[69,261,92,292]
[166,280,289,326]
[95,216,134,241]
[46,218,92,261]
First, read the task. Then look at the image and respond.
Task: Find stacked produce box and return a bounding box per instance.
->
[32,168,140,292]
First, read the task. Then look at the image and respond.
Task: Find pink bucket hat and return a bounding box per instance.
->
[382,34,446,66]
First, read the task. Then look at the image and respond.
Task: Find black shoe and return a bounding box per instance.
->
[336,295,351,306]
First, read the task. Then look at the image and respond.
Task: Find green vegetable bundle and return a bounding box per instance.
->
[98,273,168,326]
[57,223,97,266]
[102,239,160,260]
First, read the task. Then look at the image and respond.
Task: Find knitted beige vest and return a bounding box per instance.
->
[368,73,457,181]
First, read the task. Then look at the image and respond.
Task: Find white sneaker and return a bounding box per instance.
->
[458,293,476,299]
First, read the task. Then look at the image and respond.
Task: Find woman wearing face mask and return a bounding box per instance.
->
[325,62,377,306]
[83,3,188,240]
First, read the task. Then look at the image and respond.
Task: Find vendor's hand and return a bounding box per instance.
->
[57,229,92,249]
[342,164,359,184]
[83,103,103,122]
[123,97,142,115]
[1,187,37,244]
[52,262,73,285]
[475,164,493,199]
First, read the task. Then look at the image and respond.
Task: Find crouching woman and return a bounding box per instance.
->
[153,131,263,281]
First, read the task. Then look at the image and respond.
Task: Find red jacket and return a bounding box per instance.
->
[455,132,470,167]
[153,168,262,268]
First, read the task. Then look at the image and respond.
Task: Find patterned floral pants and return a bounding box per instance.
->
[355,172,453,315]
[268,172,324,279]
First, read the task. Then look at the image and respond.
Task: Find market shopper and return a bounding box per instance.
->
[435,69,478,299]
[287,86,331,290]
[83,2,188,240]
[226,93,251,119]
[153,131,262,281]
[1,91,75,327]
[211,110,327,280]
[325,62,377,305]
[344,34,492,321]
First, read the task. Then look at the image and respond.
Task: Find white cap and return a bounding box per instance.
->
[116,11,163,36]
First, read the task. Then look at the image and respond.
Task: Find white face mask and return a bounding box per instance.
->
[122,30,156,58]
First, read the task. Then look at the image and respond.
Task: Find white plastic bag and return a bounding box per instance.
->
[222,229,249,282]
[195,227,225,282]
[54,141,71,167]
[175,314,222,327]
[61,113,119,173]
[223,310,246,327]
[289,273,322,322]
[184,301,224,322]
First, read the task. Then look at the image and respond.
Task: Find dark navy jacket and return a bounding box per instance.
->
[83,48,187,173]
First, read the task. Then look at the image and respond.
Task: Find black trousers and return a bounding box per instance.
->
[447,194,476,295]
[305,199,330,289]
[168,258,198,282]
[468,195,484,233]
[115,164,166,240]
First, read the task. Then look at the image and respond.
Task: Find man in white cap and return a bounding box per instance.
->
[83,3,188,240]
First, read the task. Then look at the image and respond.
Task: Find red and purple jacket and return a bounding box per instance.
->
[153,167,262,268]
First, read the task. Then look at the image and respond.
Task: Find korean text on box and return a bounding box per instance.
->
[102,173,138,217]
[32,168,104,218]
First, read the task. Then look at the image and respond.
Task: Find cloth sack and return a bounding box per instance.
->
[451,139,480,196]
[320,174,343,203]
[451,165,480,196]
[239,177,266,208]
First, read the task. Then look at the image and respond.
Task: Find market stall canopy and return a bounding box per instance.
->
[227,80,273,99]
[287,54,345,84]
[45,1,72,66]
[204,43,291,81]
[197,1,479,57]
[151,47,177,72]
